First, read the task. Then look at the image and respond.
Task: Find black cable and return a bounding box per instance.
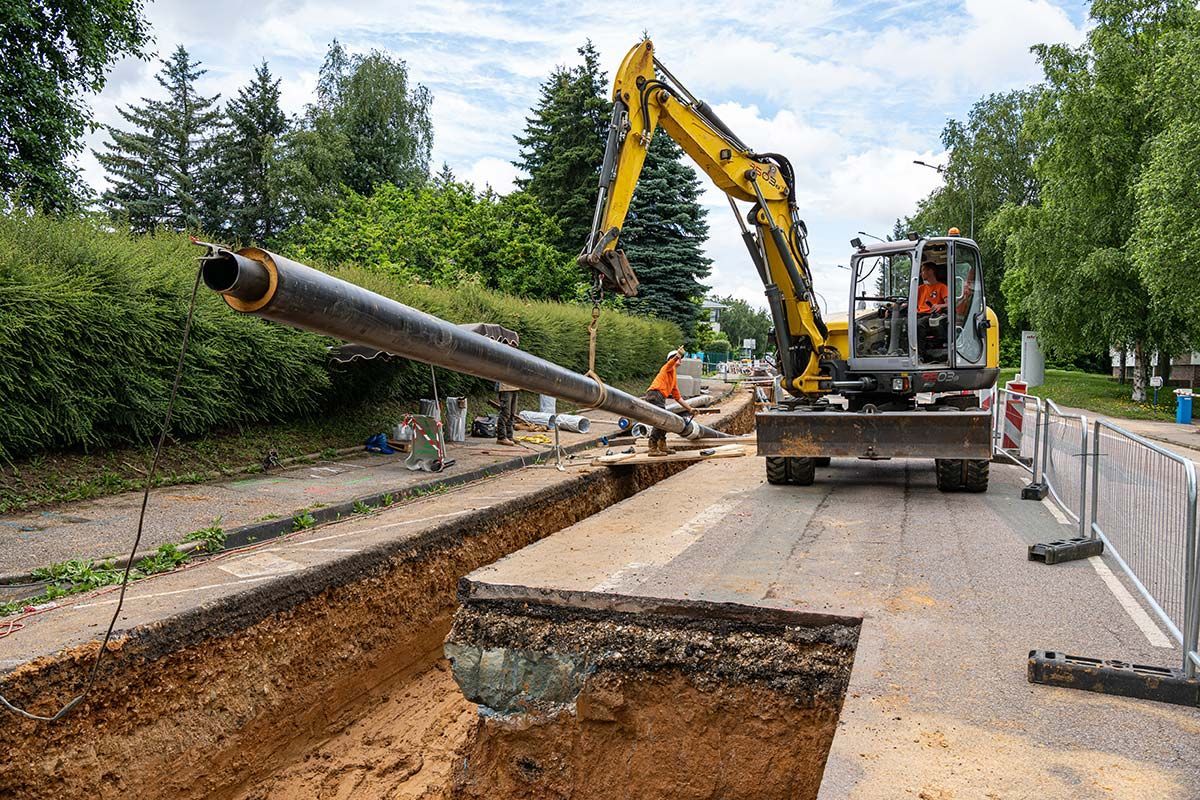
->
[0,266,204,723]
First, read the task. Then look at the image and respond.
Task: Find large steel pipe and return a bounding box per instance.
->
[201,246,726,440]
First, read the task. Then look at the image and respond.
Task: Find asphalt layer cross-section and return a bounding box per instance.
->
[467,456,1200,799]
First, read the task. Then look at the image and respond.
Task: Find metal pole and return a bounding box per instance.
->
[199,245,725,441]
[1184,459,1199,677]
[1077,414,1088,539]
[1090,420,1101,541]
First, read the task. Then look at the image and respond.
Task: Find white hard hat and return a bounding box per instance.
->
[666,349,681,361]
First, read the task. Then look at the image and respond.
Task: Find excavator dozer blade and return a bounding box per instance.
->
[756,409,993,460]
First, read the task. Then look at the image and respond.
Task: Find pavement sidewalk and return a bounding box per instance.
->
[0,389,726,579]
[1060,404,1200,461]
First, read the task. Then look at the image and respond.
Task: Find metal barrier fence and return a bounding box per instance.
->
[992,388,1043,477]
[989,390,1199,675]
[1089,420,1200,676]
[1041,401,1088,538]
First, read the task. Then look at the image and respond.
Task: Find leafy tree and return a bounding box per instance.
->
[282,181,578,300]
[95,46,224,232]
[1130,11,1200,357]
[0,0,150,211]
[900,90,1041,334]
[990,0,1196,400]
[213,61,290,242]
[514,40,610,253]
[621,135,712,340]
[282,41,433,221]
[712,295,772,356]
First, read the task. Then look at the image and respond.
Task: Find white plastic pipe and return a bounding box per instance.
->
[518,410,591,434]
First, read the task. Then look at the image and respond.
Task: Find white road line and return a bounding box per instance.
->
[1040,497,1073,527]
[283,547,361,554]
[300,509,475,545]
[590,494,743,592]
[73,575,276,608]
[1087,556,1174,648]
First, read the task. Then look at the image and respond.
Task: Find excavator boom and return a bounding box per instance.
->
[580,39,829,396]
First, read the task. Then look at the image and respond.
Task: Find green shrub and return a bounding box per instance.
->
[0,212,681,460]
[0,212,329,459]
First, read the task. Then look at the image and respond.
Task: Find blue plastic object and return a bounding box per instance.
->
[1177,394,1193,425]
[364,432,396,454]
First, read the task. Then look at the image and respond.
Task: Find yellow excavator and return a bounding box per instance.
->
[580,39,1000,491]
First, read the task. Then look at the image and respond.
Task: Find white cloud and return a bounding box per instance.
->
[74,0,1087,310]
[461,157,520,193]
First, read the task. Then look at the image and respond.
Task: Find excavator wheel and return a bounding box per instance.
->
[766,456,790,485]
[935,458,990,492]
[935,458,964,492]
[963,459,989,492]
[786,457,816,486]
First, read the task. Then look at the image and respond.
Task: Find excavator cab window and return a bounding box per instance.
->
[914,243,950,366]
[852,252,913,358]
[951,242,986,365]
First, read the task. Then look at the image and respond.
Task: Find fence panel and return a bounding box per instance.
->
[992,389,1042,477]
[1041,401,1088,537]
[1090,420,1199,675]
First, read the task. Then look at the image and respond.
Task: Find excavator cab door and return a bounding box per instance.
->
[847,248,918,373]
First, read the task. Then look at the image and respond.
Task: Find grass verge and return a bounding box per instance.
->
[999,368,1180,422]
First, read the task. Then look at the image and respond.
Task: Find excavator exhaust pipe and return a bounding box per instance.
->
[198,244,726,440]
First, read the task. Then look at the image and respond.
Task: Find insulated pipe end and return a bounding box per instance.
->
[201,248,277,312]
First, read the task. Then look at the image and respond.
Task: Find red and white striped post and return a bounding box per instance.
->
[1003,378,1028,450]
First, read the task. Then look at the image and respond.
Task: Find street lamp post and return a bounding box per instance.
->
[913,159,974,239]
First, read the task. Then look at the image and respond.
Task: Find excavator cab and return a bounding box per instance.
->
[845,234,996,398]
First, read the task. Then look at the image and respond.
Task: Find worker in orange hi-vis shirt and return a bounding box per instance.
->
[916,261,948,314]
[641,347,696,457]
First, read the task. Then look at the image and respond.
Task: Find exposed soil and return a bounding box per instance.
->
[444,592,859,800]
[0,393,755,799]
[229,642,474,800]
[455,671,843,800]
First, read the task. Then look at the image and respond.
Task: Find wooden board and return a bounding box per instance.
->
[595,444,747,466]
[664,434,757,449]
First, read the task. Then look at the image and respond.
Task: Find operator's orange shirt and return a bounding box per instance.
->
[917,282,948,313]
[648,360,683,402]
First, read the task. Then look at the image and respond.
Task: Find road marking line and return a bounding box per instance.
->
[1040,497,1072,526]
[1087,556,1174,648]
[300,509,475,545]
[73,576,276,608]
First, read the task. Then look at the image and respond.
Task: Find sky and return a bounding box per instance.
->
[78,0,1090,312]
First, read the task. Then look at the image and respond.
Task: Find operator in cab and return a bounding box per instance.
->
[642,347,696,457]
[917,260,948,315]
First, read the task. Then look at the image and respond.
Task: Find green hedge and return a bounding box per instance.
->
[0,214,680,459]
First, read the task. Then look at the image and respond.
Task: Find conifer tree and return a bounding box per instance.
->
[215,61,290,241]
[513,41,610,253]
[620,135,712,338]
[281,41,433,220]
[96,45,223,232]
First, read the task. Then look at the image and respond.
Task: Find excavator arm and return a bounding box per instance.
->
[579,39,830,395]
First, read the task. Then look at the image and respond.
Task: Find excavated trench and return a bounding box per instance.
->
[0,394,856,799]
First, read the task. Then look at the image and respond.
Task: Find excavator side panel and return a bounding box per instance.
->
[756,409,993,460]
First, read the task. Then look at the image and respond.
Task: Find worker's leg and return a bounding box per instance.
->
[497,391,517,444]
[641,389,670,455]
